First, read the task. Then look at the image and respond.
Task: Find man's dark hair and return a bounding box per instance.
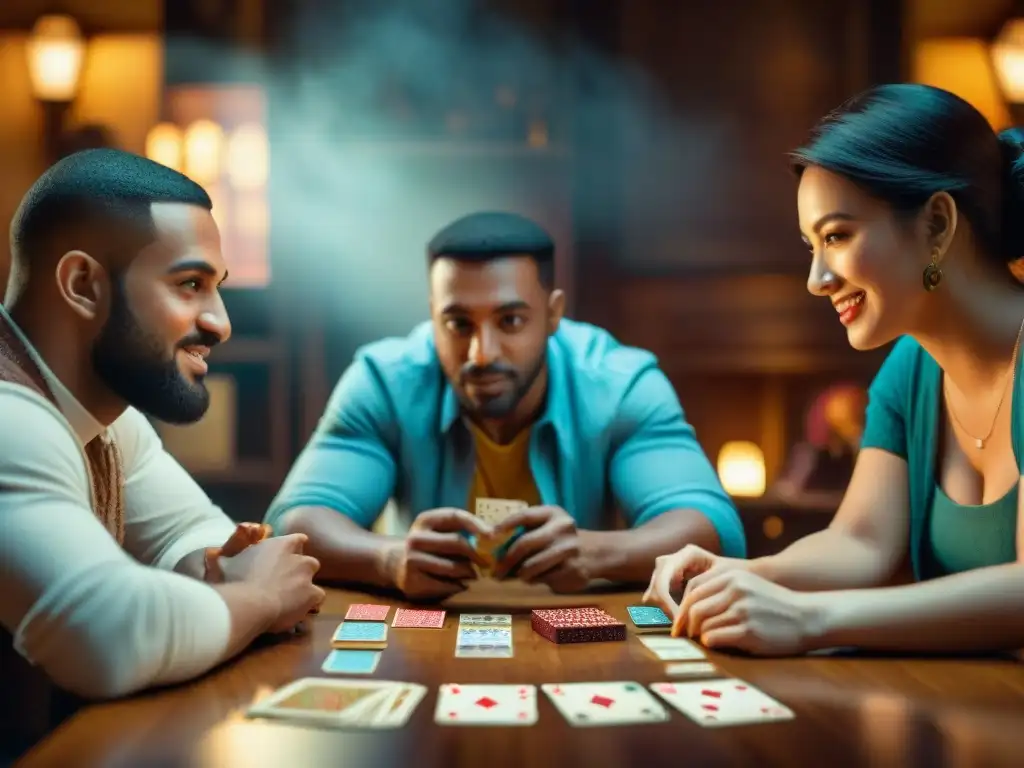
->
[426,211,556,289]
[9,148,212,286]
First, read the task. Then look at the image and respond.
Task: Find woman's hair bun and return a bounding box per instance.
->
[997,127,1024,262]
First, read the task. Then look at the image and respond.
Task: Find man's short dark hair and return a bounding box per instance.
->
[9,148,212,282]
[426,211,556,289]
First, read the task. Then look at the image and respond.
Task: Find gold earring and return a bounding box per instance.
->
[922,251,943,291]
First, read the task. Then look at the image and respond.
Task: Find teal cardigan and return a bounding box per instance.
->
[861,336,1023,580]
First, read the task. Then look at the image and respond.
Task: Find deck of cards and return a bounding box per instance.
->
[247,678,427,730]
[331,621,389,650]
[532,607,626,644]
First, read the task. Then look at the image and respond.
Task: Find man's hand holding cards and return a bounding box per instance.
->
[472,498,527,576]
[384,507,493,600]
[490,504,589,593]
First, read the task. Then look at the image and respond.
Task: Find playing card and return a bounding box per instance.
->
[459,613,512,627]
[664,662,723,679]
[345,603,390,622]
[331,621,389,649]
[455,626,513,658]
[626,605,672,629]
[321,649,382,675]
[474,498,527,526]
[371,683,429,727]
[638,636,706,661]
[473,499,527,575]
[542,682,669,727]
[246,678,402,728]
[650,679,795,727]
[391,608,446,629]
[435,683,537,726]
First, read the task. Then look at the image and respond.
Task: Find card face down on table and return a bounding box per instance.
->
[531,607,626,644]
[331,621,389,649]
[246,678,427,729]
[345,603,391,622]
[626,605,673,630]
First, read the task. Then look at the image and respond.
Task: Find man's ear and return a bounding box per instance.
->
[55,250,109,322]
[547,289,565,334]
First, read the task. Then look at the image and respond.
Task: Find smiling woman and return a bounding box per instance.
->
[643,84,1024,658]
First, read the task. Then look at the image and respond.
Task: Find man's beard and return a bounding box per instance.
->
[458,350,546,419]
[91,279,214,424]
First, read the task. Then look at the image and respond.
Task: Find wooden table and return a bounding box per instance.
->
[16,582,1024,768]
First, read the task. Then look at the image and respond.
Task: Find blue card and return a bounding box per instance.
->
[321,649,381,675]
[627,605,672,627]
[332,621,388,646]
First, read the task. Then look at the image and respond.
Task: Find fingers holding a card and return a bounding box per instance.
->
[491,505,589,592]
[679,568,825,656]
[643,545,750,627]
[387,508,493,600]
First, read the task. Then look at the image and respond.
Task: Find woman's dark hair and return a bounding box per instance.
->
[790,83,1024,265]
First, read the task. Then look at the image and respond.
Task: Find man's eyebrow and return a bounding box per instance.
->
[166,260,228,284]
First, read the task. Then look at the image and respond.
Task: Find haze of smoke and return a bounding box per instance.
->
[169,0,727,344]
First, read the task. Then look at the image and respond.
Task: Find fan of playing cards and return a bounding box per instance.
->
[244,497,796,731]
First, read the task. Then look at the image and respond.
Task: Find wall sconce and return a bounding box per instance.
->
[717,441,767,498]
[145,112,270,287]
[992,14,1024,120]
[26,14,87,164]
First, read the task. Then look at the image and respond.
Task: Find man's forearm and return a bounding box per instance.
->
[276,506,399,586]
[753,527,899,592]
[581,508,721,585]
[809,563,1024,652]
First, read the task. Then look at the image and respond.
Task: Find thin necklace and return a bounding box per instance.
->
[944,315,1024,450]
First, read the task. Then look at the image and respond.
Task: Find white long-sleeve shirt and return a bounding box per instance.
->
[0,309,237,699]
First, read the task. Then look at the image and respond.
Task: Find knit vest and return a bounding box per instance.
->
[0,310,127,759]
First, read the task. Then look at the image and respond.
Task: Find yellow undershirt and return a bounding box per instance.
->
[466,421,541,513]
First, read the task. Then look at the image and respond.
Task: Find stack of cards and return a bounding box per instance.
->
[435,683,537,726]
[456,614,513,658]
[473,498,527,575]
[247,678,427,730]
[650,679,795,727]
[331,621,389,650]
[542,682,669,727]
[626,605,673,632]
[638,635,706,661]
[532,607,626,644]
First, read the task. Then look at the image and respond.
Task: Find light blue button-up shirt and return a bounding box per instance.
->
[265,319,746,557]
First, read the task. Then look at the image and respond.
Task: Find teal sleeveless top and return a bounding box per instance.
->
[861,337,1021,580]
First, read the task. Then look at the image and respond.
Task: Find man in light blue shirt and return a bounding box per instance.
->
[267,212,744,599]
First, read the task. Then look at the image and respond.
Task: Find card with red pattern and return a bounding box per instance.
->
[345,603,390,622]
[531,607,626,644]
[542,681,668,726]
[650,679,794,727]
[434,683,537,726]
[391,608,446,629]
